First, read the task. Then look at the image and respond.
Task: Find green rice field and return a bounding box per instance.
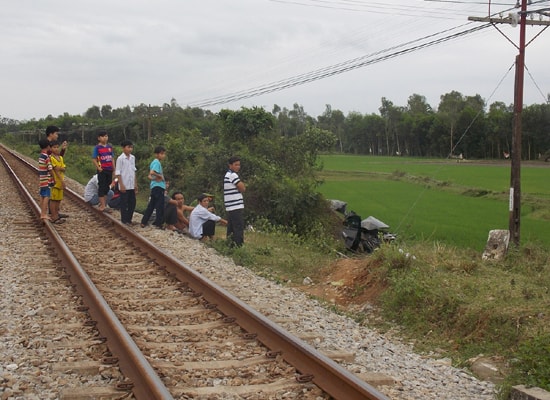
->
[318,155,550,250]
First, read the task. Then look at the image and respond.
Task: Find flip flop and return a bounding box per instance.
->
[52,218,65,224]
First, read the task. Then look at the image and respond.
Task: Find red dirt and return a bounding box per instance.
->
[298,257,387,308]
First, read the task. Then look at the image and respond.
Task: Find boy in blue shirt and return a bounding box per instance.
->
[140,146,166,228]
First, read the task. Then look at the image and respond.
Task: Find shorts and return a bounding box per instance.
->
[39,187,51,198]
[97,170,113,197]
[164,205,177,225]
[51,187,64,201]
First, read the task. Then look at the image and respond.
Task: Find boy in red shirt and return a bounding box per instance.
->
[92,130,114,212]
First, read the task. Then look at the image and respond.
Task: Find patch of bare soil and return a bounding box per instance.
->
[299,256,386,308]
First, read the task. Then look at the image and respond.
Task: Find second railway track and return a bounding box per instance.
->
[1,145,388,399]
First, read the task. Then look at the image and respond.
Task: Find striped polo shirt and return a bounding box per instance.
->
[224,170,244,211]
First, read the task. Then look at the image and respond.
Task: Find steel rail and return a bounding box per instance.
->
[1,148,174,400]
[134,234,388,400]
[3,145,388,400]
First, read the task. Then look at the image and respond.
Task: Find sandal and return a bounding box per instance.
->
[52,218,65,224]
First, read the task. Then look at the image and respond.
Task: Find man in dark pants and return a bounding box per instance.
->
[223,156,245,246]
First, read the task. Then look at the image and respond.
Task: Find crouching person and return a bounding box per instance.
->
[188,194,227,241]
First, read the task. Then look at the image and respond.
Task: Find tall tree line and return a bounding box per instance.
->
[2,91,549,160]
[315,92,549,160]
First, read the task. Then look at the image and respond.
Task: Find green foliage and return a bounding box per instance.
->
[318,155,550,248]
[365,240,550,395]
[218,106,276,144]
[210,226,340,284]
[505,334,550,392]
[4,119,550,394]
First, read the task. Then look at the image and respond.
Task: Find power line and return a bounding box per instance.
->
[525,64,550,103]
[270,0,485,18]
[187,23,491,109]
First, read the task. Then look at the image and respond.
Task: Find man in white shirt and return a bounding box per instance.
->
[189,194,227,241]
[223,156,245,246]
[84,174,114,206]
[115,140,138,224]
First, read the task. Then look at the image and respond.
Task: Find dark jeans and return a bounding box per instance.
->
[120,190,136,224]
[202,220,216,238]
[226,208,244,246]
[141,186,165,227]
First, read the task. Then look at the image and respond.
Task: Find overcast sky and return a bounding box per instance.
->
[1,0,549,121]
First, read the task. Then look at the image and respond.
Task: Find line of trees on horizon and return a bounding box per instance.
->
[2,90,549,160]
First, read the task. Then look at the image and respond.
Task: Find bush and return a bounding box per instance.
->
[503,334,550,394]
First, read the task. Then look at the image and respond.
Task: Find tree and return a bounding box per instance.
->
[318,105,345,153]
[404,94,434,156]
[437,91,465,157]
[379,98,404,156]
[287,103,309,137]
[84,105,101,120]
[523,103,550,160]
[487,101,513,159]
[100,105,113,119]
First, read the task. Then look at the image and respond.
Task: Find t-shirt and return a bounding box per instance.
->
[84,175,99,202]
[115,153,136,190]
[92,144,114,171]
[149,158,165,190]
[188,204,221,238]
[38,151,53,188]
[223,170,244,211]
[50,155,65,189]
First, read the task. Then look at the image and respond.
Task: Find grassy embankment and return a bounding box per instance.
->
[224,154,550,397]
[311,155,550,397]
[6,141,550,397]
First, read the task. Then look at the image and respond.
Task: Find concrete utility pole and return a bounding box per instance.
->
[469,2,550,247]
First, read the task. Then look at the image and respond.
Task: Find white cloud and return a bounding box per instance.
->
[1,0,548,121]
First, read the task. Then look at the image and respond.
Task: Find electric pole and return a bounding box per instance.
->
[469,1,550,247]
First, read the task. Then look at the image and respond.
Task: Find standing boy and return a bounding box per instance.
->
[92,130,114,212]
[46,125,68,156]
[45,125,68,218]
[49,140,66,224]
[223,156,246,246]
[115,140,138,225]
[140,146,166,228]
[38,139,53,221]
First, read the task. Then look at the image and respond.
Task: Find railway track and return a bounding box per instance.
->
[1,144,388,400]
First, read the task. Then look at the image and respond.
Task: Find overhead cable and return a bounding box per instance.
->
[187,23,492,109]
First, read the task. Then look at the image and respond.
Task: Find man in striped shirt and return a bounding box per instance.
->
[223,156,246,247]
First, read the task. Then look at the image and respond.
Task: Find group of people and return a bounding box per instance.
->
[134,146,245,246]
[42,127,246,246]
[38,126,69,223]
